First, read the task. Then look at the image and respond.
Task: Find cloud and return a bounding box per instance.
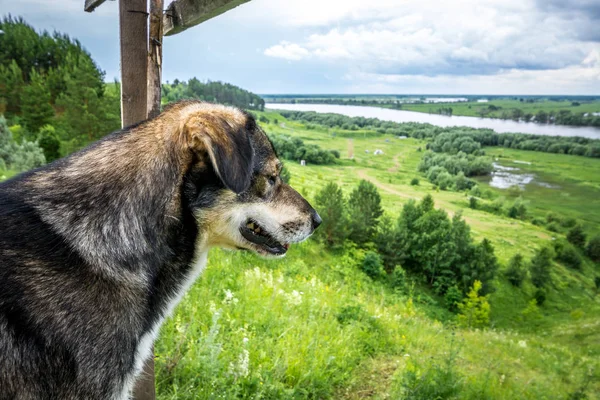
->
[264,41,310,61]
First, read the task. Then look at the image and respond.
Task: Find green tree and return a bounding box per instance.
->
[457,280,490,328]
[505,253,526,287]
[0,115,19,167]
[38,125,61,162]
[586,236,600,262]
[361,251,385,279]
[375,214,400,270]
[0,60,24,118]
[20,69,54,135]
[347,180,383,246]
[530,246,554,288]
[314,182,347,248]
[566,224,587,249]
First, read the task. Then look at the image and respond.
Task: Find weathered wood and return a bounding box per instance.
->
[84,0,108,12]
[147,0,164,119]
[163,0,251,36]
[119,0,148,127]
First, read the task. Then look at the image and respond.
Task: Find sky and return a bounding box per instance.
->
[1,0,600,94]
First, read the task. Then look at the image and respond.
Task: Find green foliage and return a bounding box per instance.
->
[162,77,265,110]
[374,214,400,270]
[505,253,526,287]
[567,225,587,249]
[586,236,600,262]
[280,165,291,184]
[410,177,419,186]
[469,196,478,209]
[0,115,45,171]
[20,69,54,134]
[269,134,337,165]
[534,288,547,306]
[37,125,61,162]
[530,247,554,288]
[507,197,528,220]
[390,266,408,291]
[457,280,491,328]
[361,251,385,279]
[348,180,383,246]
[393,337,463,400]
[520,299,542,323]
[554,240,583,270]
[314,182,347,248]
[444,285,463,312]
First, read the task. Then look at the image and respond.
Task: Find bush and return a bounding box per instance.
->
[555,241,582,269]
[390,265,408,291]
[280,165,291,184]
[530,246,554,288]
[469,196,478,209]
[361,251,385,279]
[505,253,526,287]
[586,236,600,262]
[38,125,61,162]
[348,180,383,246]
[534,288,547,306]
[567,225,587,249]
[410,177,419,186]
[457,280,490,328]
[547,221,561,233]
[444,285,463,312]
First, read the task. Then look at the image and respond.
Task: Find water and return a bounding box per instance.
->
[266,103,600,139]
[487,162,558,190]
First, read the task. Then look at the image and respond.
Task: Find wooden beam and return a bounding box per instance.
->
[163,0,251,36]
[119,0,148,127]
[147,0,165,119]
[84,0,108,12]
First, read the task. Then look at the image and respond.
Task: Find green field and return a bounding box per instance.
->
[152,111,600,399]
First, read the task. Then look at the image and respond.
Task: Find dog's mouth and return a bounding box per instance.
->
[239,219,289,256]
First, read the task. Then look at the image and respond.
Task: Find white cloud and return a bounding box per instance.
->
[264,41,310,61]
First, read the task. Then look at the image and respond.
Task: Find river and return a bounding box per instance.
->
[265,103,600,139]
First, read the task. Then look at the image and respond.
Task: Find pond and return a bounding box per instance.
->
[266,103,600,139]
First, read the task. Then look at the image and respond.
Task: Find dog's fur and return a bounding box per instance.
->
[0,101,320,399]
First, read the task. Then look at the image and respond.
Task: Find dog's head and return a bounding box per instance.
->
[177,102,321,257]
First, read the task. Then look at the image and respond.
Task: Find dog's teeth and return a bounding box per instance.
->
[255,227,261,234]
[247,222,254,229]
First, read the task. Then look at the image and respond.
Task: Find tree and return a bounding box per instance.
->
[462,238,498,295]
[347,180,383,246]
[361,251,384,279]
[0,115,19,168]
[505,253,526,287]
[566,225,586,249]
[586,236,600,262]
[0,60,24,118]
[457,280,490,328]
[314,182,347,248]
[38,125,61,162]
[530,247,553,288]
[20,69,54,135]
[374,214,400,270]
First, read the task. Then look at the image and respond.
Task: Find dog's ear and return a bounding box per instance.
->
[185,114,254,194]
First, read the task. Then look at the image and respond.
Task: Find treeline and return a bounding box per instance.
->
[0,16,121,163]
[268,134,339,165]
[162,78,265,111]
[280,111,600,158]
[475,105,600,127]
[315,181,499,317]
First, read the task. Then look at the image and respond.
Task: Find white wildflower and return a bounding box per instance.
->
[518,340,527,348]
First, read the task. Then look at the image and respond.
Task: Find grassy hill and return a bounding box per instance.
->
[154,110,600,399]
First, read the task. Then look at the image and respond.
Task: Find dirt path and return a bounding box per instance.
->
[387,153,401,173]
[356,169,416,201]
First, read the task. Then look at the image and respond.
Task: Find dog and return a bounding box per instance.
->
[0,100,321,399]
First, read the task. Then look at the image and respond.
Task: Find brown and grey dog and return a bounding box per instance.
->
[0,100,321,399]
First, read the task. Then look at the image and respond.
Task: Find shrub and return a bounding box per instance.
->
[547,222,561,233]
[444,285,463,312]
[560,217,577,228]
[314,182,348,248]
[390,266,408,291]
[457,280,490,328]
[410,177,419,186]
[586,236,600,262]
[534,288,547,306]
[361,251,385,279]
[555,241,582,269]
[469,196,477,209]
[469,185,482,197]
[38,125,61,162]
[530,247,554,288]
[505,253,526,287]
[567,225,587,249]
[348,180,383,246]
[280,165,291,184]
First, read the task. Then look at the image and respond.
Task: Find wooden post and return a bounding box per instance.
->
[147,0,164,118]
[118,0,154,398]
[119,0,148,127]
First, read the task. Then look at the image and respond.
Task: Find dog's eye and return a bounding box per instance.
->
[268,175,277,186]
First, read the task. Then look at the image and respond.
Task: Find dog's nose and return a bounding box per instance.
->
[311,210,322,230]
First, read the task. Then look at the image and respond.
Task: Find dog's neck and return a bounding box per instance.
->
[24,120,197,285]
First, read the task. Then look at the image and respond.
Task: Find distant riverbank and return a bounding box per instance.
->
[266,103,600,139]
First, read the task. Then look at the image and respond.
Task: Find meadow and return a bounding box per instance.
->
[153,110,600,399]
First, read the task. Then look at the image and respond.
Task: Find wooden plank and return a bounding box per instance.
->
[163,0,251,36]
[147,0,165,119]
[84,0,108,12]
[119,0,148,127]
